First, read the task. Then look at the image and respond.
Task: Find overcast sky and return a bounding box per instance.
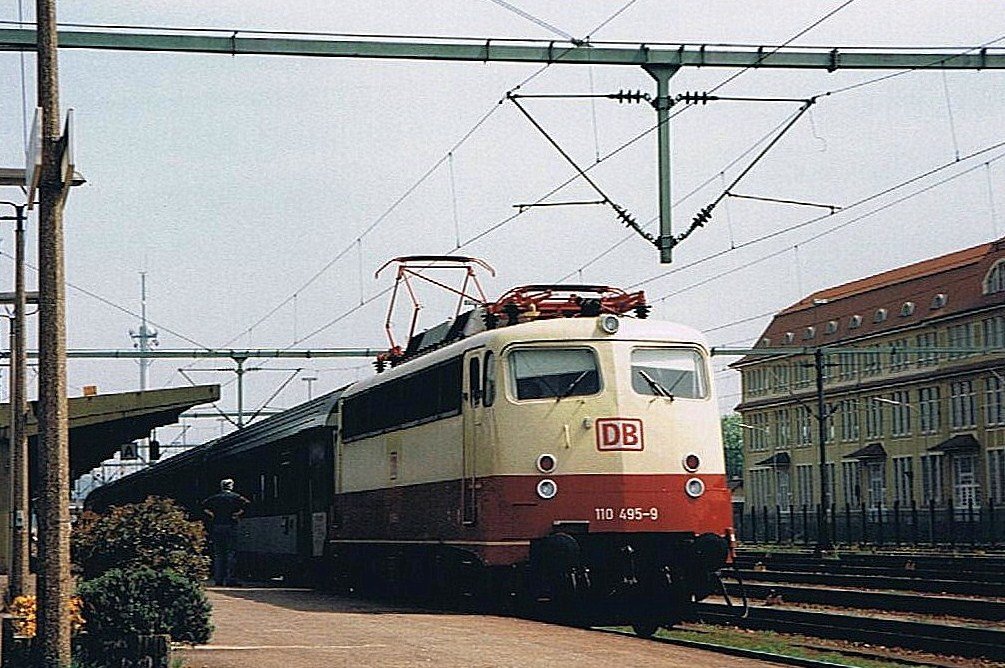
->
[0,1,1003,448]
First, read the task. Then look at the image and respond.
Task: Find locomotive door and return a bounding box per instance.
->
[462,349,484,525]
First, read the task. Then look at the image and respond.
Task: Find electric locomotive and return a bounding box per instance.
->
[86,267,734,635]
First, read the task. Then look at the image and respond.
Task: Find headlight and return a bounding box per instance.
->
[536,453,557,474]
[598,314,619,334]
[685,477,705,498]
[683,453,701,472]
[537,479,558,499]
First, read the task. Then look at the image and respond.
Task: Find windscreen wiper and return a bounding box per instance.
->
[638,370,674,400]
[557,370,590,402]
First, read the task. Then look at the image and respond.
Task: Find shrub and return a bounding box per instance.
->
[72,496,209,581]
[76,567,213,644]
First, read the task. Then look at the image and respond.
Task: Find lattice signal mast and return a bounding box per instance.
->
[129,272,159,390]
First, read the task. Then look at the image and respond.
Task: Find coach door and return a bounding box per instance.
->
[462,350,485,525]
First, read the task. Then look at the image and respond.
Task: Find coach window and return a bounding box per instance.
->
[631,348,708,399]
[509,347,600,400]
[483,352,496,407]
[469,357,481,407]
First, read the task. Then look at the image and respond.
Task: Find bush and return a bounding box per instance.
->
[76,567,213,644]
[72,496,209,581]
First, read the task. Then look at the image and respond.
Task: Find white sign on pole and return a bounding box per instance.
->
[120,442,138,460]
[25,107,42,209]
[60,108,75,188]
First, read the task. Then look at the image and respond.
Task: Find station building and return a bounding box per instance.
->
[733,237,1005,514]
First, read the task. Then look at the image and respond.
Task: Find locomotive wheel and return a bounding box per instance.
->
[631,621,659,639]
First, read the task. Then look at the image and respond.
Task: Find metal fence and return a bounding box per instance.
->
[734,498,1005,547]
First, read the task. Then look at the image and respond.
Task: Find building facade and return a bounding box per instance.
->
[734,238,1005,516]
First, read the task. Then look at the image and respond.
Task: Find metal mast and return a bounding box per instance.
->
[129,272,158,390]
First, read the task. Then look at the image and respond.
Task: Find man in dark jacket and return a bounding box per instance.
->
[202,478,250,586]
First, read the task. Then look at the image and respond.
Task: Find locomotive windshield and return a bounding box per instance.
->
[631,348,708,399]
[509,348,600,400]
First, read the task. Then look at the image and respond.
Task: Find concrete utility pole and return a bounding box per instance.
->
[35,0,72,664]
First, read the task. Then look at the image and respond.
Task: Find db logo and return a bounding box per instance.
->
[596,418,644,451]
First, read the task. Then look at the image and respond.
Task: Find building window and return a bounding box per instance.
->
[825,403,836,443]
[915,331,938,367]
[838,351,858,381]
[776,408,791,448]
[795,361,812,389]
[953,454,981,508]
[984,261,1005,295]
[988,375,1005,427]
[950,380,976,429]
[803,326,816,340]
[989,450,1005,504]
[783,331,795,344]
[866,396,884,439]
[900,301,915,317]
[796,464,814,507]
[862,345,883,377]
[839,399,859,442]
[983,316,1005,350]
[775,469,791,508]
[890,390,912,436]
[931,293,948,309]
[825,320,839,335]
[867,461,887,509]
[749,469,769,508]
[947,323,976,359]
[797,406,813,446]
[920,454,944,504]
[918,386,941,434]
[771,365,790,393]
[873,308,888,323]
[849,314,862,329]
[842,461,861,506]
[893,456,914,505]
[889,338,911,372]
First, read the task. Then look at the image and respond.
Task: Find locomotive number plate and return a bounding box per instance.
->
[594,507,660,521]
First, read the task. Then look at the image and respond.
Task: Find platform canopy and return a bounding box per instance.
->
[0,384,220,480]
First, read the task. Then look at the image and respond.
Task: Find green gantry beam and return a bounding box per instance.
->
[3,27,1003,264]
[1,28,1003,70]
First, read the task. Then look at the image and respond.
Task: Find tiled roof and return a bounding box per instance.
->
[735,237,1005,365]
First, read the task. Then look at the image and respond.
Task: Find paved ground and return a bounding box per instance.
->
[177,586,787,668]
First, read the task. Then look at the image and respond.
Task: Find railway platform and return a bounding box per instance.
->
[178,586,788,668]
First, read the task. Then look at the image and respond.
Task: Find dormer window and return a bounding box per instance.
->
[900,302,915,317]
[783,332,795,344]
[873,308,888,324]
[931,293,947,309]
[803,326,816,340]
[849,315,862,329]
[760,337,771,347]
[825,320,838,335]
[985,261,1005,294]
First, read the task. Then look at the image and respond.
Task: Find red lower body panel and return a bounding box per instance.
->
[334,473,731,566]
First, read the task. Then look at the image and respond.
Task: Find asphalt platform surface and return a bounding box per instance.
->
[178,586,787,668]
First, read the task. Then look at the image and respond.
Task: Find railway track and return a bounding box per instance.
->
[724,581,1005,620]
[694,602,1005,662]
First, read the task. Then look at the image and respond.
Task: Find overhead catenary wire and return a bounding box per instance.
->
[482,0,578,43]
[629,137,1005,291]
[652,150,1005,303]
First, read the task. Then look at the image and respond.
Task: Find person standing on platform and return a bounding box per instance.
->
[202,478,250,586]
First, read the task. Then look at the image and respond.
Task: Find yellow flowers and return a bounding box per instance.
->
[7,595,85,637]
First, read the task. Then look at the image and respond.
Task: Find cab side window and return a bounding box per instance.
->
[483,352,496,407]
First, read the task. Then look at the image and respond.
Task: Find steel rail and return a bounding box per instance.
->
[593,627,852,668]
[696,603,1005,661]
